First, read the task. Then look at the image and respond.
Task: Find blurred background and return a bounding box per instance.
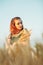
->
[0,0,43,47]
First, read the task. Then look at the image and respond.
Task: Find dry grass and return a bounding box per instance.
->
[0,41,43,65]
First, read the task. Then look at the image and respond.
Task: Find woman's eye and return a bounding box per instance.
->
[17,22,22,25]
[17,23,19,25]
[20,22,22,24]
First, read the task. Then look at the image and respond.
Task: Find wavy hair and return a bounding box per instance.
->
[10,17,23,35]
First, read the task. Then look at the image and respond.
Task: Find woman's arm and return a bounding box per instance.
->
[19,29,32,41]
[18,28,32,45]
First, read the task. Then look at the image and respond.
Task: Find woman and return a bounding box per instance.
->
[5,17,32,65]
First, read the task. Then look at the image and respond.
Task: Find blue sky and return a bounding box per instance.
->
[0,0,43,47]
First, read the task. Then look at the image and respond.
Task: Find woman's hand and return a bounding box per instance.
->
[28,29,32,36]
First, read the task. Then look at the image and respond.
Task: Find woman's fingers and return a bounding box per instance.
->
[28,29,32,35]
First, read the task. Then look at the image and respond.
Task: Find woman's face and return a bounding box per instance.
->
[14,19,23,30]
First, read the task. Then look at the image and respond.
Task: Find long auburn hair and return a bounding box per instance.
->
[10,17,23,35]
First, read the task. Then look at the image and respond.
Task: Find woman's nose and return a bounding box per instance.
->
[20,23,22,26]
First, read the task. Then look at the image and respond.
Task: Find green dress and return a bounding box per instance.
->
[10,33,22,44]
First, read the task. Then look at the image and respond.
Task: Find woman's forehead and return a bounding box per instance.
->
[14,19,22,23]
